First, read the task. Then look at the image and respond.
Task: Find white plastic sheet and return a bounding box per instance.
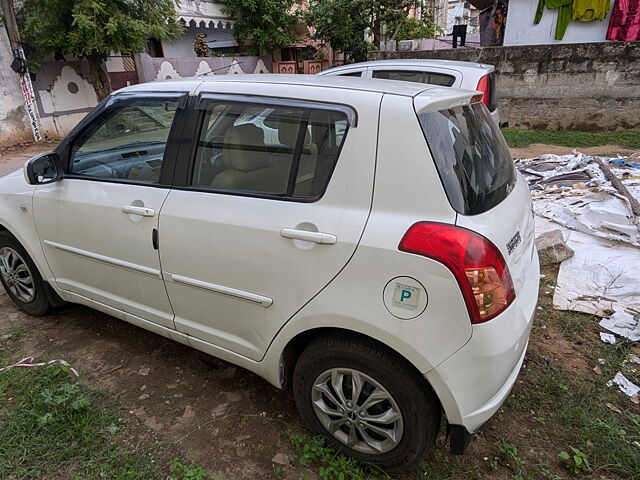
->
[536,216,640,318]
[526,153,640,320]
[607,372,640,398]
[599,311,640,342]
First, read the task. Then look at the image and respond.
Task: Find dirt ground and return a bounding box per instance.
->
[509,143,639,159]
[0,141,59,177]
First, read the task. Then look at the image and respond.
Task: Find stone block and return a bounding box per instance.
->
[535,230,574,266]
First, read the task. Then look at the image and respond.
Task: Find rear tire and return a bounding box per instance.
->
[0,231,51,316]
[293,333,440,469]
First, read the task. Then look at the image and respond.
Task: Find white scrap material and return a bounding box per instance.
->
[533,189,640,247]
[607,372,640,397]
[535,216,640,318]
[0,356,79,376]
[600,332,617,344]
[599,310,640,342]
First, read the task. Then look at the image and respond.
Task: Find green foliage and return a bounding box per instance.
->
[0,363,158,478]
[222,0,300,56]
[193,33,209,57]
[306,0,418,62]
[305,0,370,63]
[558,447,591,474]
[288,432,372,480]
[18,0,182,98]
[169,459,212,480]
[395,16,442,41]
[501,129,640,150]
[497,441,526,473]
[19,0,182,62]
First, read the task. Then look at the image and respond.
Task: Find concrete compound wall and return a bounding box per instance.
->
[369,41,640,131]
[136,53,271,83]
[0,28,33,145]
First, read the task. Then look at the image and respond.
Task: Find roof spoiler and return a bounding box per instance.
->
[414,88,482,115]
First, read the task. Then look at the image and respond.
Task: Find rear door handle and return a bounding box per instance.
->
[280,228,336,245]
[121,205,155,217]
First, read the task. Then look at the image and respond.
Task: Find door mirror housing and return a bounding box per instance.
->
[24,152,63,185]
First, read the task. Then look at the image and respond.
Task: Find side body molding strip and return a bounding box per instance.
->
[169,273,273,308]
[43,240,161,277]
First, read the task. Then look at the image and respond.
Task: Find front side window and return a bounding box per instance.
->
[337,71,363,77]
[192,101,349,199]
[70,97,179,183]
[372,70,456,87]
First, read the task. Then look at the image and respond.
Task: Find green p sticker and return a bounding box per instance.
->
[392,283,420,310]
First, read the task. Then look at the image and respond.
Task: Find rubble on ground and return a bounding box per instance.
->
[534,230,574,265]
[519,151,640,320]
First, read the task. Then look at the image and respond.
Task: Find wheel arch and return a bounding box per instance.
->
[278,327,443,413]
[0,221,65,307]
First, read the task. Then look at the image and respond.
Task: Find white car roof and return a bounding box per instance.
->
[117,74,478,100]
[320,59,494,73]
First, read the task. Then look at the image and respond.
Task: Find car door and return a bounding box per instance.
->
[158,88,381,361]
[369,67,461,87]
[33,93,186,328]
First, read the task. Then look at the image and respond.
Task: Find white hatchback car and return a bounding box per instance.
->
[0,75,538,468]
[320,59,500,124]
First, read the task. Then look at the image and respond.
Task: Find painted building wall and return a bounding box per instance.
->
[447,1,480,34]
[162,24,235,57]
[504,0,614,46]
[33,62,99,140]
[0,27,32,146]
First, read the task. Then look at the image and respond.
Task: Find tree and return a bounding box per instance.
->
[305,0,370,63]
[222,0,300,57]
[18,0,183,100]
[395,16,442,41]
[306,0,417,62]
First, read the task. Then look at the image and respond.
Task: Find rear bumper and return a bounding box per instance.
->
[425,249,539,434]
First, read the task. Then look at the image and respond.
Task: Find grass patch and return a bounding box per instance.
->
[0,356,211,479]
[502,129,640,150]
[288,431,383,480]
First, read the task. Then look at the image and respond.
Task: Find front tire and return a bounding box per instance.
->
[293,333,440,469]
[0,231,51,316]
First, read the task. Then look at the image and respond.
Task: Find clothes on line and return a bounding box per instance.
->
[607,0,640,40]
[572,0,611,20]
[535,0,574,40]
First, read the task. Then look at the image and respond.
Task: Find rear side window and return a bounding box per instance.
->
[418,103,515,215]
[192,102,349,200]
[337,71,363,77]
[372,70,455,87]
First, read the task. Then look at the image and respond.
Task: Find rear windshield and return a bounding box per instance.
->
[418,103,515,215]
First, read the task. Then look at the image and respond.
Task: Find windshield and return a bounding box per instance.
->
[418,102,515,215]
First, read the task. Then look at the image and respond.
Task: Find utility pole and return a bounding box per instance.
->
[1,0,42,142]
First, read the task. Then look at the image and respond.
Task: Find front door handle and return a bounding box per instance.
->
[122,205,155,217]
[280,228,337,245]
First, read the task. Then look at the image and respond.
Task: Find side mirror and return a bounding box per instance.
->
[23,152,64,185]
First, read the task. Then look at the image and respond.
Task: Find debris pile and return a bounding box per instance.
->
[518,151,640,318]
[520,151,640,403]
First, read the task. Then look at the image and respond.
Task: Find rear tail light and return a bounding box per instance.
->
[399,222,515,324]
[475,74,490,108]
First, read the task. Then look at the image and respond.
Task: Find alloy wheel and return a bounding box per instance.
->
[311,367,404,455]
[0,247,36,303]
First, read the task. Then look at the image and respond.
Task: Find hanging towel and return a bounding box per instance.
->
[572,0,611,20]
[607,0,640,40]
[535,0,574,40]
